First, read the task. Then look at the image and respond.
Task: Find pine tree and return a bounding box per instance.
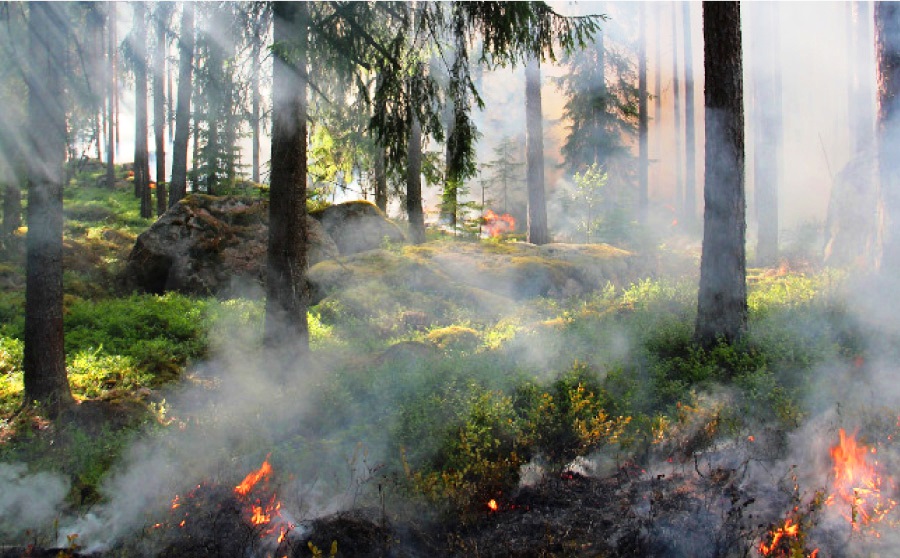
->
[695,1,747,348]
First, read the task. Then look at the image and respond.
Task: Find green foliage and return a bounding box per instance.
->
[567,163,607,242]
[64,294,209,383]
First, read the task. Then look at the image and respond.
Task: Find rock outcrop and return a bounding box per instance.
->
[123,195,339,296]
[310,200,406,255]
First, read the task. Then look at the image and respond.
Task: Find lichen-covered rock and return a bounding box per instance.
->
[310,200,406,255]
[123,195,337,296]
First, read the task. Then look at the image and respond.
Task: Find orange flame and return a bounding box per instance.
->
[827,429,897,531]
[487,499,499,512]
[235,456,273,497]
[758,518,799,555]
[483,210,516,238]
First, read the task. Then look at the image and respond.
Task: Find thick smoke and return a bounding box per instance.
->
[0,463,69,540]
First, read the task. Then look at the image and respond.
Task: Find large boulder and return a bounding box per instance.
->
[310,200,405,255]
[123,195,338,296]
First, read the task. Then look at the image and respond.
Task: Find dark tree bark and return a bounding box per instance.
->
[751,2,782,266]
[638,4,649,224]
[876,2,900,272]
[525,55,549,245]
[133,2,152,219]
[105,1,116,189]
[23,2,74,415]
[169,2,194,207]
[264,1,310,354]
[153,4,169,215]
[695,1,746,348]
[672,2,684,218]
[683,1,698,227]
[407,113,426,244]
[374,147,387,212]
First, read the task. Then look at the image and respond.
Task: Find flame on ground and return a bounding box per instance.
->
[757,518,818,557]
[826,428,897,533]
[483,210,516,238]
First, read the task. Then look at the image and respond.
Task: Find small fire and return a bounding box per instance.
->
[235,457,273,496]
[826,429,897,532]
[487,499,499,512]
[483,210,516,238]
[233,457,295,541]
[758,518,818,557]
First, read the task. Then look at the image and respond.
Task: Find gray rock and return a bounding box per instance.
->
[123,194,338,296]
[311,200,406,255]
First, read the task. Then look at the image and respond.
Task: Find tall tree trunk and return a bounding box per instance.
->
[169,2,194,207]
[407,112,426,244]
[876,2,900,272]
[374,147,387,212]
[133,3,152,218]
[672,2,684,219]
[752,3,782,266]
[225,67,237,185]
[595,30,607,168]
[133,3,152,219]
[638,4,649,224]
[441,116,459,229]
[695,1,746,348]
[153,4,169,215]
[168,60,175,144]
[23,1,73,415]
[264,2,310,354]
[683,1,698,227]
[251,23,262,184]
[525,55,549,245]
[105,1,116,189]
[654,4,662,188]
[191,113,200,193]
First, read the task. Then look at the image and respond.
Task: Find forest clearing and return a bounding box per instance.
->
[2,2,900,557]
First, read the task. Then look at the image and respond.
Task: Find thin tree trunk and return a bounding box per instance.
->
[407,113,426,244]
[525,55,549,245]
[638,4,649,224]
[672,2,684,219]
[251,25,261,184]
[695,1,746,348]
[683,1,698,227]
[595,29,607,168]
[153,4,168,215]
[654,4,662,189]
[170,2,194,207]
[876,2,900,272]
[23,1,73,415]
[753,3,782,266]
[105,1,116,189]
[441,116,458,229]
[374,147,387,212]
[264,1,310,354]
[191,113,200,193]
[168,55,175,144]
[225,67,237,185]
[133,3,152,218]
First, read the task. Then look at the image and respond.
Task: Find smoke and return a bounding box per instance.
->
[0,463,69,540]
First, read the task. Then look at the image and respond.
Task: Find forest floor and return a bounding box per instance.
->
[1,166,899,557]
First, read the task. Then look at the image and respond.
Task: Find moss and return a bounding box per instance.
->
[426,326,481,352]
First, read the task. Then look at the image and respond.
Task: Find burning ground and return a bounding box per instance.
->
[4,217,900,556]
